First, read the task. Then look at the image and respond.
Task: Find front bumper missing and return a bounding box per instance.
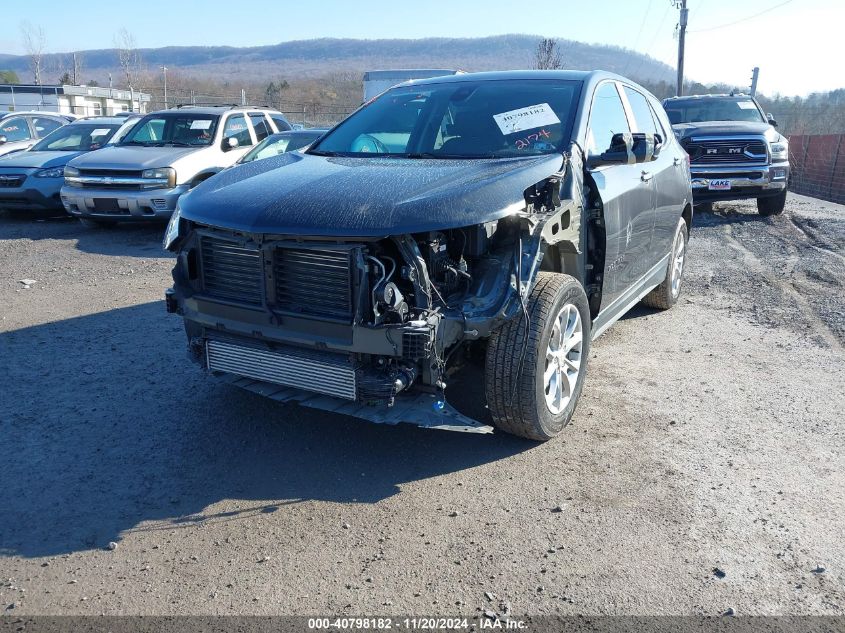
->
[222,374,493,434]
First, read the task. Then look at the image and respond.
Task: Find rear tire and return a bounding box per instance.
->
[757,190,786,216]
[485,272,591,441]
[642,217,689,310]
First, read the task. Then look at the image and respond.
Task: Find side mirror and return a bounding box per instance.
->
[767,113,778,128]
[589,132,658,168]
[588,132,634,168]
[631,132,658,162]
[0,136,6,145]
[224,137,239,151]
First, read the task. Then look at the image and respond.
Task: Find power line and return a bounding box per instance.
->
[688,0,794,33]
[632,1,673,78]
[624,0,655,73]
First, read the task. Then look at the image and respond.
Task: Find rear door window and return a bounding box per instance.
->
[271,114,291,132]
[623,87,659,136]
[223,114,253,147]
[248,113,272,142]
[32,117,64,137]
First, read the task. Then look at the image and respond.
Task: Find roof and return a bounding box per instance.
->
[664,93,752,101]
[69,116,133,125]
[0,110,75,120]
[363,69,462,81]
[400,69,613,87]
[166,105,282,115]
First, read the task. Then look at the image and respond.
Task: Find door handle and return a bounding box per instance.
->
[673,157,682,167]
[641,170,653,182]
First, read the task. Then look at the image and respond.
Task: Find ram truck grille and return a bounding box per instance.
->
[273,246,354,321]
[684,138,768,165]
[199,237,264,305]
[206,336,357,400]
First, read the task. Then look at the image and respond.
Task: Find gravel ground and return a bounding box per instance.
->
[0,193,843,617]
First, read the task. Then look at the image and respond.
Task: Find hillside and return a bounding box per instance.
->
[0,34,675,86]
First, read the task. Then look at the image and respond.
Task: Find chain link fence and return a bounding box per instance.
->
[145,89,358,127]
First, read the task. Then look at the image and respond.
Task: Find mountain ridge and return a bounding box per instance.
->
[0,34,675,86]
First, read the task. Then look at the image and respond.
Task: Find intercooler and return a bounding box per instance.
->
[205,337,357,400]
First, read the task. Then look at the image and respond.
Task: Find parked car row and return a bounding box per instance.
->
[0,111,78,157]
[0,115,140,211]
[0,105,329,224]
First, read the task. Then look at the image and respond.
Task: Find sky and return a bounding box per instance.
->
[1,0,841,96]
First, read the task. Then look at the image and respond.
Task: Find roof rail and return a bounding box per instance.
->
[171,103,277,110]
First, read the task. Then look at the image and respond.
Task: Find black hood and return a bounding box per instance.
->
[180,152,565,237]
[673,120,775,141]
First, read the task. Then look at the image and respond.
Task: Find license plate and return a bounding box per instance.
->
[708,179,731,191]
[93,198,121,212]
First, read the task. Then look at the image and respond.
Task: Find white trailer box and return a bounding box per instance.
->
[362,69,463,102]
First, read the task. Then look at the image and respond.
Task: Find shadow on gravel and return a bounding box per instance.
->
[0,302,532,559]
[0,210,169,259]
[692,204,777,228]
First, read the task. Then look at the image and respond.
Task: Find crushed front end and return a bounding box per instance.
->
[163,162,584,432]
[165,220,537,431]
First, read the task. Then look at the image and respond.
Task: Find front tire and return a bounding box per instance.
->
[642,217,689,310]
[757,190,786,216]
[485,272,591,441]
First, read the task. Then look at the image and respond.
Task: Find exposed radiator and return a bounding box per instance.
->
[200,237,264,305]
[274,246,354,321]
[206,337,357,400]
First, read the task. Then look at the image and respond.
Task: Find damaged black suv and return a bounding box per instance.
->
[164,71,693,440]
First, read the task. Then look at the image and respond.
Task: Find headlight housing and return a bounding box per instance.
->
[35,166,66,178]
[142,167,177,189]
[163,204,183,251]
[770,141,788,161]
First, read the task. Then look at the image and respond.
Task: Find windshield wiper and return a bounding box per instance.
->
[308,149,345,157]
[122,140,152,146]
[400,152,443,159]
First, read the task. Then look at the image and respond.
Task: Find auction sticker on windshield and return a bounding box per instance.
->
[190,120,213,130]
[493,103,560,135]
[709,179,731,190]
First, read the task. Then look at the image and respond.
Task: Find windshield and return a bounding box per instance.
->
[31,123,121,152]
[120,113,220,147]
[310,79,581,159]
[665,98,765,124]
[240,132,321,163]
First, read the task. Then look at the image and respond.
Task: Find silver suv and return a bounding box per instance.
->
[61,106,291,225]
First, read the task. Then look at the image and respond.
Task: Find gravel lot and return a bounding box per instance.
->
[0,193,843,617]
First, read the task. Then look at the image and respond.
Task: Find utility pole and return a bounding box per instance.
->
[750,67,760,96]
[675,0,688,96]
[161,66,168,109]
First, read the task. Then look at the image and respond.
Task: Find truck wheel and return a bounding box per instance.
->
[757,191,786,216]
[642,217,688,310]
[485,272,591,441]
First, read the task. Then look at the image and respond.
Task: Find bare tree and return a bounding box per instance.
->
[115,28,141,90]
[21,22,47,85]
[533,38,563,70]
[72,52,84,85]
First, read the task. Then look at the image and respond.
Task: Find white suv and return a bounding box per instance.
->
[61,106,291,225]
